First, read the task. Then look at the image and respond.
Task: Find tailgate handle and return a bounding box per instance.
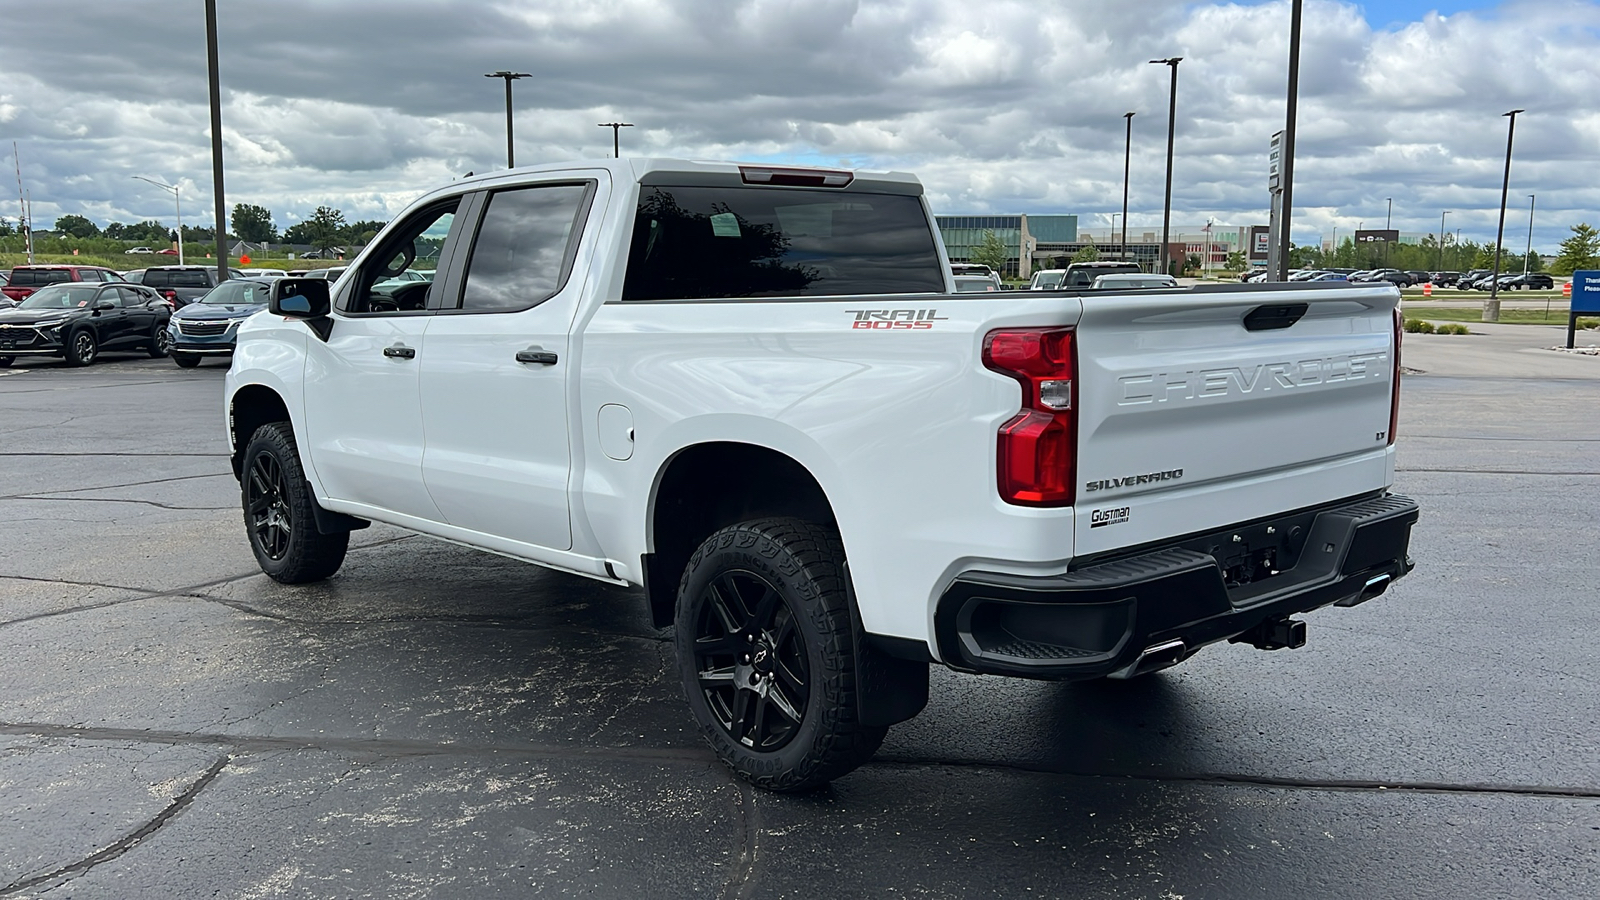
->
[1243,303,1308,331]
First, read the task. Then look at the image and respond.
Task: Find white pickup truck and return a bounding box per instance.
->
[226,159,1418,791]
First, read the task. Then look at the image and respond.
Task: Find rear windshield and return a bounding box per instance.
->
[143,269,211,288]
[1065,265,1139,287]
[9,269,73,287]
[622,185,943,301]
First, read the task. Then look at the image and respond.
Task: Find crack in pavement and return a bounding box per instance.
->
[0,452,229,457]
[0,722,715,765]
[10,495,233,511]
[0,755,231,897]
[0,377,196,395]
[0,471,232,502]
[720,781,761,900]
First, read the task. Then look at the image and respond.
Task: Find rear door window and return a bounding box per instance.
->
[621,186,944,301]
[455,184,592,312]
[11,269,72,287]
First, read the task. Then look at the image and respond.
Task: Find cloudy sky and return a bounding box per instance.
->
[2,0,1596,251]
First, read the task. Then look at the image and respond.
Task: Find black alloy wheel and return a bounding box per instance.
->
[675,518,886,791]
[692,569,811,753]
[246,447,293,562]
[241,422,348,583]
[65,330,97,367]
[148,325,171,358]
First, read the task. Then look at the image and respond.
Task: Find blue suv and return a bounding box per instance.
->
[167,277,277,368]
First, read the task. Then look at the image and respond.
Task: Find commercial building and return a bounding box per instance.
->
[939,214,1261,277]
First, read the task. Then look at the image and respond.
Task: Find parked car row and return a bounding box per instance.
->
[1238,266,1558,290]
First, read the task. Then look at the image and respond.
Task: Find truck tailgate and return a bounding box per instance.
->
[1073,285,1399,555]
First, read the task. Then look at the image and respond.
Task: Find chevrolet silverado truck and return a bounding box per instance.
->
[225,159,1418,791]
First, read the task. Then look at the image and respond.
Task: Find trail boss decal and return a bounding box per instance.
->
[845,309,948,330]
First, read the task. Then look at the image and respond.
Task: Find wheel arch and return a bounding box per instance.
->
[229,384,292,481]
[642,441,837,630]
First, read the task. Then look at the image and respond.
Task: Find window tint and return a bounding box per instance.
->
[116,287,147,305]
[459,184,589,311]
[144,269,212,288]
[11,269,72,287]
[621,186,944,301]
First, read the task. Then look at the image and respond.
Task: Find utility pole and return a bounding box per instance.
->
[598,122,634,159]
[484,71,530,168]
[1485,108,1523,322]
[1149,59,1181,276]
[13,142,30,264]
[134,176,183,266]
[1275,0,1303,281]
[1385,197,1392,267]
[205,0,228,281]
[1121,111,1134,263]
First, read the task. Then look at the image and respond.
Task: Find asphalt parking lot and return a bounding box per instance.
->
[2,327,1598,900]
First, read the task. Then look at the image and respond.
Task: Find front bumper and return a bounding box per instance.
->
[169,322,240,355]
[934,492,1419,680]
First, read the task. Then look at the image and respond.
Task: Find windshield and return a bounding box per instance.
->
[198,280,273,305]
[18,285,102,309]
[1031,272,1064,289]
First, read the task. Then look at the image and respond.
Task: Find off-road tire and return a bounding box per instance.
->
[675,517,886,792]
[64,329,97,367]
[171,352,201,368]
[241,421,348,583]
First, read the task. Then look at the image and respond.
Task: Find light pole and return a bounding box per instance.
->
[1148,59,1181,275]
[598,122,634,159]
[1523,194,1535,277]
[205,0,228,282]
[1438,210,1449,271]
[1121,111,1134,263]
[1385,197,1392,267]
[484,71,530,169]
[134,176,182,266]
[1274,0,1304,282]
[1485,108,1524,322]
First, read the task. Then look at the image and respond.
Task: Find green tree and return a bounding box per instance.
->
[1226,251,1246,271]
[54,214,100,239]
[1071,236,1099,264]
[1549,223,1600,276]
[343,219,387,246]
[231,203,278,243]
[969,230,1009,273]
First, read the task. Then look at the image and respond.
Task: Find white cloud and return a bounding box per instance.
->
[0,0,1595,251]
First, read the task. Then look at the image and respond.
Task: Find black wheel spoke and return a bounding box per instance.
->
[731,686,754,743]
[749,585,781,633]
[766,683,802,727]
[697,665,737,689]
[707,578,743,634]
[749,694,770,747]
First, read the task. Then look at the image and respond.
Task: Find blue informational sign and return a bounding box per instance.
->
[1574,270,1600,314]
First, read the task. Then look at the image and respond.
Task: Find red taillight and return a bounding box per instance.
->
[738,165,854,187]
[1389,308,1402,446]
[983,328,1077,506]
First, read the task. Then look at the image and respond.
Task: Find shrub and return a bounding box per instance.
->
[1436,323,1471,335]
[1578,317,1600,330]
[1403,318,1435,334]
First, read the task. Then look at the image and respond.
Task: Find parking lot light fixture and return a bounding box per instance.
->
[598,122,634,159]
[1485,108,1524,322]
[133,175,182,266]
[484,71,530,169]
[1149,58,1181,275]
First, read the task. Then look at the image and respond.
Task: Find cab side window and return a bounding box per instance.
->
[456,183,591,312]
[341,202,458,315]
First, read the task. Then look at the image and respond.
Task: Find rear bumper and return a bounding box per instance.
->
[934,492,1419,680]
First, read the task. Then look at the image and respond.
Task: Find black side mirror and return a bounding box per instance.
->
[270,278,333,341]
[93,300,116,311]
[270,278,331,318]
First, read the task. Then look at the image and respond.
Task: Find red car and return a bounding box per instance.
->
[156,248,179,256]
[1,265,122,303]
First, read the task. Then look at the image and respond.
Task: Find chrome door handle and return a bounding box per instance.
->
[515,349,558,365]
[383,346,416,359]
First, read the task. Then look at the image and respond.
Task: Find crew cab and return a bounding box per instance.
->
[226,159,1418,791]
[2,265,120,303]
